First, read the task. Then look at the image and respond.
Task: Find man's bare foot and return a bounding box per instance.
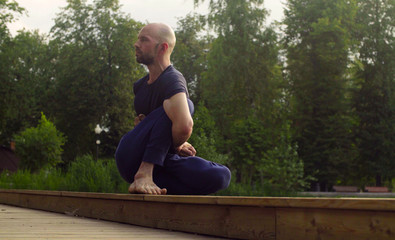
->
[128,173,167,195]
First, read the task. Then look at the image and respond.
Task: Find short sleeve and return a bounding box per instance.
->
[164,75,188,100]
[161,66,189,100]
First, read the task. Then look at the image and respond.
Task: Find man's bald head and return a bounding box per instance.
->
[143,23,176,54]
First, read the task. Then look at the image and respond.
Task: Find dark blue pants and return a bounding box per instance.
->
[115,100,231,195]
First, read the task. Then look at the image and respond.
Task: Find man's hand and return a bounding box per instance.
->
[134,114,146,127]
[175,142,196,157]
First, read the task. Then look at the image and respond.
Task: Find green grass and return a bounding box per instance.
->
[0,155,129,193]
[1,156,297,196]
[0,155,301,196]
[4,155,392,198]
[213,176,299,197]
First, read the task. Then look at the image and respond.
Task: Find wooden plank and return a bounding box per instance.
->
[1,189,395,239]
[0,204,223,239]
[0,190,275,239]
[276,208,395,240]
[2,189,395,211]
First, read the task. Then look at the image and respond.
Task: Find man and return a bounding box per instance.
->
[115,23,231,195]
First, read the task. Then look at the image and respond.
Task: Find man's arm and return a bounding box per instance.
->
[163,92,193,149]
[128,92,192,195]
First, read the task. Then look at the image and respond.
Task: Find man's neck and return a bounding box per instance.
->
[147,60,171,84]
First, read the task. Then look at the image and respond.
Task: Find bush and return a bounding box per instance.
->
[260,123,314,193]
[0,167,64,190]
[214,173,298,197]
[0,169,32,189]
[0,155,129,193]
[229,116,269,185]
[64,155,129,193]
[13,113,66,172]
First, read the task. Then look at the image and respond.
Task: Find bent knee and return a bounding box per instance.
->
[203,165,231,194]
[216,166,231,190]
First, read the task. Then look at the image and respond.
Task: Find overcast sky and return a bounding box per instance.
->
[7,0,285,36]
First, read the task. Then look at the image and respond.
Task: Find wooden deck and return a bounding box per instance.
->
[1,189,395,239]
[0,204,224,239]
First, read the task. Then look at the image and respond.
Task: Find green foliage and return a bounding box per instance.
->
[352,0,395,186]
[0,155,129,193]
[0,30,52,144]
[49,0,145,162]
[284,0,357,187]
[64,155,127,193]
[188,103,229,165]
[230,116,268,184]
[200,0,282,136]
[0,0,25,41]
[260,125,314,192]
[1,0,394,195]
[230,117,312,192]
[13,113,66,172]
[214,173,300,197]
[0,168,64,190]
[173,14,209,101]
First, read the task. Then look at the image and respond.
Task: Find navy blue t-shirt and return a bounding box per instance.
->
[133,65,189,115]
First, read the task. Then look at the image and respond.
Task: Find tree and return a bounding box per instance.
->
[0,0,26,143]
[0,30,52,144]
[188,103,229,165]
[49,0,145,162]
[261,122,313,193]
[172,14,209,102]
[0,0,24,43]
[195,0,284,184]
[352,0,395,186]
[283,0,357,189]
[199,0,281,134]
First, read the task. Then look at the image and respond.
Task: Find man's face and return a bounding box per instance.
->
[134,26,160,65]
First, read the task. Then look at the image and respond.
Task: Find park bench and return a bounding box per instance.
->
[365,186,390,193]
[332,185,359,192]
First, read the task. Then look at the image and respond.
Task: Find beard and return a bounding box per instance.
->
[135,44,159,65]
[136,52,155,65]
[136,43,159,66]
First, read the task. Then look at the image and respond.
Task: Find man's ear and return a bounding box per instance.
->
[160,42,169,53]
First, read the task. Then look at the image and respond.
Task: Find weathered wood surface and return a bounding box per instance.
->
[0,204,223,239]
[0,189,395,239]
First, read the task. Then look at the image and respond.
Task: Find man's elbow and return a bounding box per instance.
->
[182,119,193,137]
[176,119,193,138]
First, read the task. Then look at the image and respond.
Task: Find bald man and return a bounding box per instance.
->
[115,23,231,195]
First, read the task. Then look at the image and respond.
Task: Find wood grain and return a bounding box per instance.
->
[0,204,223,239]
[1,189,395,240]
[276,208,395,240]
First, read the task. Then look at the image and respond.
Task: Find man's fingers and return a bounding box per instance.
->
[139,114,146,121]
[179,149,190,157]
[179,146,196,156]
[134,114,146,127]
[134,117,140,126]
[189,146,196,156]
